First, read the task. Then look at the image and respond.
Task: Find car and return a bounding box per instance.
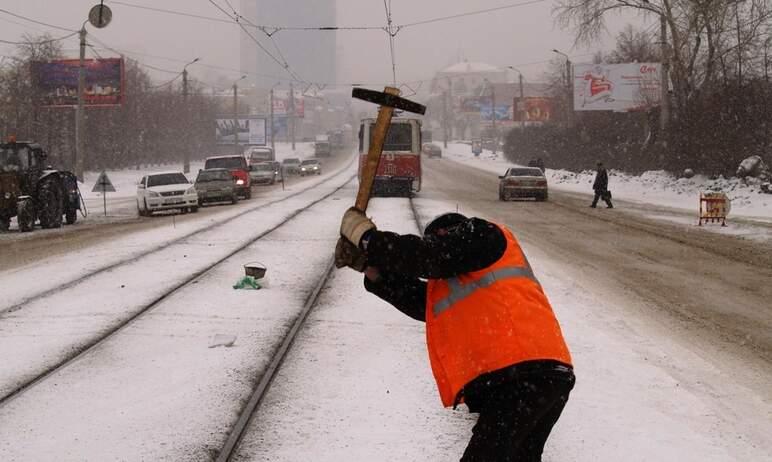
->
[282,157,301,175]
[203,155,252,199]
[246,147,275,166]
[498,167,548,201]
[422,143,442,158]
[194,168,238,206]
[299,158,322,176]
[250,162,279,185]
[137,171,198,216]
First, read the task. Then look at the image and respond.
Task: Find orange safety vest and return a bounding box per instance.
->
[425,224,572,407]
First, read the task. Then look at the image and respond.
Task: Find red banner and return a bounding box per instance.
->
[513,97,553,122]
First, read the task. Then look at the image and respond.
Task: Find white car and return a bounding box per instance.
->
[137,171,199,216]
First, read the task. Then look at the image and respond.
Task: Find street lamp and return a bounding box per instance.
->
[552,49,573,127]
[232,75,247,155]
[508,66,526,127]
[181,58,200,173]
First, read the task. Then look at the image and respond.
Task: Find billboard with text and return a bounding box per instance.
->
[215,117,266,145]
[573,63,661,112]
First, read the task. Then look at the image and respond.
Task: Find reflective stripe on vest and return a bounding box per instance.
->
[433,264,540,317]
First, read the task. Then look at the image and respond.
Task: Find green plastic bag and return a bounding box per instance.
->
[233,276,262,290]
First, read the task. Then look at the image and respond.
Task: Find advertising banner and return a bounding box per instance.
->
[480,104,512,121]
[460,97,482,113]
[272,95,305,118]
[512,97,554,122]
[573,63,661,112]
[216,117,266,145]
[32,58,124,107]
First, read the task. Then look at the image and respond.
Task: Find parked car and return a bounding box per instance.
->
[498,167,548,201]
[299,158,322,176]
[137,171,198,216]
[422,143,442,158]
[203,155,251,199]
[250,162,279,185]
[282,157,301,175]
[194,168,238,205]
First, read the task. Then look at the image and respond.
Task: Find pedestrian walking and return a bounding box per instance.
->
[336,210,575,462]
[590,162,613,208]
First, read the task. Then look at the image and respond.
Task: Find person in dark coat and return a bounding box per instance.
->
[590,162,613,208]
[335,211,575,462]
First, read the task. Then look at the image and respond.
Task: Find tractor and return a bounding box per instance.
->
[0,139,81,232]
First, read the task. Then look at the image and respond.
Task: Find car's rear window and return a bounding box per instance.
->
[205,157,244,169]
[196,170,231,182]
[507,168,544,177]
[147,173,188,187]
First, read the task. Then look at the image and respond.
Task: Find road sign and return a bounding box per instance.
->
[88,3,113,29]
[92,171,115,192]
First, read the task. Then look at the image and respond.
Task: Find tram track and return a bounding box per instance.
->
[214,195,425,461]
[0,156,355,318]
[0,168,356,407]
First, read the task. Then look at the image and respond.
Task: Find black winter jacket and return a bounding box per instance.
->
[362,217,506,321]
[593,168,609,192]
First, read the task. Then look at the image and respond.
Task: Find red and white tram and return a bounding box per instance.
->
[358,117,422,197]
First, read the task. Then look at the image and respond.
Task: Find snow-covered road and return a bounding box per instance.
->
[1,148,770,461]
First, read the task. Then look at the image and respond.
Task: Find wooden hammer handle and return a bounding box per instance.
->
[354,86,400,212]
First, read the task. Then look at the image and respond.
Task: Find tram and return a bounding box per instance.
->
[358,117,422,197]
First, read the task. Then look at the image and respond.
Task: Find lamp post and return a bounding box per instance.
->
[552,49,573,128]
[181,58,200,173]
[269,82,281,151]
[508,66,526,128]
[232,75,247,155]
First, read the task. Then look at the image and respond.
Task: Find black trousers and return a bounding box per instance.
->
[460,368,575,462]
[591,190,613,207]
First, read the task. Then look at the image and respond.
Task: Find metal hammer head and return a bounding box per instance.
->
[352,87,426,115]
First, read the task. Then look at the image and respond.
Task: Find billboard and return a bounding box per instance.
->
[513,97,554,122]
[272,95,305,118]
[216,117,266,145]
[480,104,512,121]
[573,63,661,112]
[32,58,124,107]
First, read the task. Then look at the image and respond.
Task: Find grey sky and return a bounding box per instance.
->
[0,1,650,86]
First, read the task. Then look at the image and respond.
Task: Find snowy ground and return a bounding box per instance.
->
[438,142,772,222]
[1,145,770,460]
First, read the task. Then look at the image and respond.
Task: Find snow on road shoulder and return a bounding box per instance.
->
[437,141,772,221]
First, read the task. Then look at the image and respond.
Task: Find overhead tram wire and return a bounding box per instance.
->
[0,8,77,33]
[0,31,78,46]
[383,0,398,86]
[206,0,302,82]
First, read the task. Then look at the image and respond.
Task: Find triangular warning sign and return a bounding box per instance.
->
[92,171,116,193]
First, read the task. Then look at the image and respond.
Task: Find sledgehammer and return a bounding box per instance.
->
[351,86,426,212]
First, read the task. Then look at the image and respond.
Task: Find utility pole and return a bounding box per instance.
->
[490,82,497,154]
[75,26,86,180]
[565,59,573,128]
[442,91,448,148]
[660,15,670,134]
[289,82,296,151]
[182,68,189,172]
[518,73,525,129]
[233,82,239,155]
[270,88,275,151]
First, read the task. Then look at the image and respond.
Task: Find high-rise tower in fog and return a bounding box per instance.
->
[239,0,337,89]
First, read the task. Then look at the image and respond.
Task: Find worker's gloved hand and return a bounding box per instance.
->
[334,237,367,272]
[339,207,375,247]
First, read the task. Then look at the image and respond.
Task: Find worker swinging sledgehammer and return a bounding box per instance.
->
[336,88,575,461]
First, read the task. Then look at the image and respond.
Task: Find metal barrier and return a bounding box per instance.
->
[699,192,730,226]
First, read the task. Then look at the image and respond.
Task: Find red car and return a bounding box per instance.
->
[204,155,252,199]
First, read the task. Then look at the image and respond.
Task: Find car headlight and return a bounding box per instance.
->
[236,179,245,185]
[185,187,196,195]
[313,166,318,170]
[148,190,160,197]
[4,192,11,199]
